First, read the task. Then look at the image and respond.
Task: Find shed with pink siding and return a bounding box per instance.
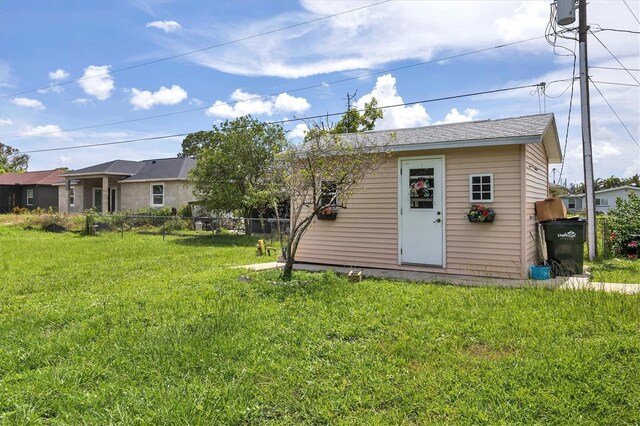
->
[294,113,561,279]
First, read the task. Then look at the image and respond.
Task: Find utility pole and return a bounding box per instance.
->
[578,0,597,260]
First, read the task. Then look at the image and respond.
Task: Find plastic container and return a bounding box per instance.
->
[529,265,551,280]
[542,219,587,276]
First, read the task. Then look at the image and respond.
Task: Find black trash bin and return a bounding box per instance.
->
[542,219,587,276]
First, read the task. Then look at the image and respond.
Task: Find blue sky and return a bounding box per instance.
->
[1,0,638,184]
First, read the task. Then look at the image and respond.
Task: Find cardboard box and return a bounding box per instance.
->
[535,198,567,222]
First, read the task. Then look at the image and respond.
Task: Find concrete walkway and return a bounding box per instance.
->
[237,261,640,294]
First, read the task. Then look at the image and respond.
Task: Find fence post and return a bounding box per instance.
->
[121,219,124,239]
[602,216,609,259]
[162,221,165,241]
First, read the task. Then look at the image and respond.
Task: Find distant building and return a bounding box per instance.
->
[58,157,196,213]
[559,186,640,213]
[0,169,65,213]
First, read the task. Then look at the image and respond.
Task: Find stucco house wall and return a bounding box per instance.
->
[119,181,195,211]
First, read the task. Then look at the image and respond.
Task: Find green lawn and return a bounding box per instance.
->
[588,259,640,284]
[1,224,639,424]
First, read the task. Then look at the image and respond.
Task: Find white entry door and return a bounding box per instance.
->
[400,158,444,266]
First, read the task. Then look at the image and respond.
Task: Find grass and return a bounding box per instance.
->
[587,259,640,284]
[1,224,639,424]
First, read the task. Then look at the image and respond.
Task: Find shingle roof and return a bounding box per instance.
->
[122,157,195,182]
[62,160,146,176]
[0,169,66,186]
[331,113,561,162]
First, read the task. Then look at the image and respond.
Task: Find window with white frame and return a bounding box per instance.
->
[469,174,493,202]
[595,198,609,207]
[320,181,338,209]
[568,198,576,209]
[26,189,34,206]
[69,187,75,207]
[151,183,164,206]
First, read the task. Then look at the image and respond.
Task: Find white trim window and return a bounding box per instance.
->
[469,173,494,202]
[69,187,75,207]
[151,183,164,207]
[26,188,34,206]
[595,198,609,207]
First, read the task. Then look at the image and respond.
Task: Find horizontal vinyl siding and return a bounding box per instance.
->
[443,145,523,278]
[295,145,525,279]
[525,143,549,268]
[295,164,399,269]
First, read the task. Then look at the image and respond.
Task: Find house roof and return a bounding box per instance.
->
[0,169,66,186]
[121,157,196,182]
[559,185,640,198]
[330,113,562,163]
[61,157,195,182]
[61,160,146,177]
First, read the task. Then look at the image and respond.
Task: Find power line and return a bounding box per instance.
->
[622,0,640,24]
[589,29,640,85]
[557,41,578,184]
[591,66,640,72]
[2,35,547,140]
[21,82,541,154]
[0,0,391,100]
[590,78,640,149]
[591,80,640,87]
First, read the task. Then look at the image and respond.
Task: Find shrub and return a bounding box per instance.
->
[11,207,28,215]
[23,212,70,232]
[607,192,640,259]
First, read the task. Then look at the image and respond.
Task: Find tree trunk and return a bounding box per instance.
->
[243,209,252,236]
[282,256,294,279]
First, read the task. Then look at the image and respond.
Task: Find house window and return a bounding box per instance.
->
[595,198,609,207]
[26,189,34,206]
[320,181,337,209]
[69,187,75,207]
[469,174,493,202]
[151,184,164,206]
[568,198,576,209]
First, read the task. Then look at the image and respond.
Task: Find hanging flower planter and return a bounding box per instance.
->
[317,207,338,220]
[467,204,496,223]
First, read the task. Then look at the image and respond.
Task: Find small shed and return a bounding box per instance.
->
[295,113,561,279]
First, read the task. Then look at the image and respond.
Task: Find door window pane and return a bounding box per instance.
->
[409,168,434,209]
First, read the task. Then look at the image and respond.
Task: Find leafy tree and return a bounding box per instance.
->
[0,143,29,174]
[178,130,214,158]
[185,115,288,235]
[334,98,383,134]
[277,111,391,279]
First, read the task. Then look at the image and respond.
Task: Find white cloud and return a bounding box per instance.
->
[435,108,480,125]
[288,123,309,140]
[0,118,13,126]
[146,20,181,33]
[207,89,310,118]
[21,124,67,139]
[356,74,429,130]
[72,98,93,105]
[161,1,552,78]
[78,65,114,100]
[129,85,188,109]
[48,69,69,80]
[275,93,311,113]
[37,85,64,94]
[11,97,45,110]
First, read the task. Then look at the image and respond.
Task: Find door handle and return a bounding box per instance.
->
[433,218,441,223]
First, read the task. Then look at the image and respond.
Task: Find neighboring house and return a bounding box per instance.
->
[560,186,640,213]
[0,169,65,213]
[58,157,196,213]
[295,113,561,280]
